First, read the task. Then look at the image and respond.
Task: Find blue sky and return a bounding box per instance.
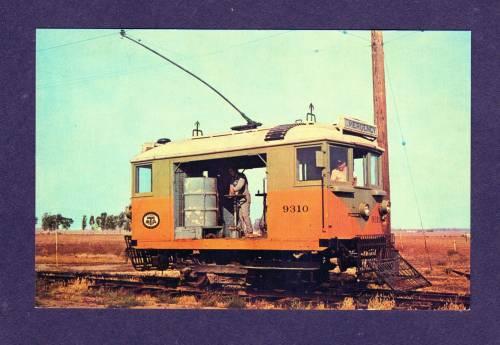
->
[36,29,470,229]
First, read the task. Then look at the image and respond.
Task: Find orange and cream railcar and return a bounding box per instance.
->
[126,116,392,274]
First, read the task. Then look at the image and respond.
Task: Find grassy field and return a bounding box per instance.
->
[35,230,470,308]
[35,232,126,265]
[394,231,470,294]
[35,278,465,310]
[34,277,373,309]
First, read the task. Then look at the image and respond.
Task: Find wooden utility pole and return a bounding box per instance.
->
[371,30,391,233]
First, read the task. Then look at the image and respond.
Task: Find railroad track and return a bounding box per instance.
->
[36,270,470,310]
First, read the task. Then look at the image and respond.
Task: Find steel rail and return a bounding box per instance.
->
[36,270,470,310]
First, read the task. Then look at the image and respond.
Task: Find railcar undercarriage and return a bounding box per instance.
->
[124,235,430,291]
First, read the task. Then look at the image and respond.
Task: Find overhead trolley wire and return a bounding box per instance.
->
[36,31,119,52]
[339,30,371,42]
[36,30,293,90]
[36,63,162,90]
[384,56,433,271]
[182,30,292,61]
[384,31,420,46]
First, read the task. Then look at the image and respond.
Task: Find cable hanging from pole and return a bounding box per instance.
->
[119,29,262,131]
[384,57,433,271]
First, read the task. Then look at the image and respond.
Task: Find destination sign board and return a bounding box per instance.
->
[339,116,378,139]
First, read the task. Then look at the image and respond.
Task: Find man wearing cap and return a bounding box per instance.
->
[330,159,348,183]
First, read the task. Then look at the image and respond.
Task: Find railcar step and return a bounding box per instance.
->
[124,235,154,271]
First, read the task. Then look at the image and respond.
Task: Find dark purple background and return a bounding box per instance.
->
[1,1,498,344]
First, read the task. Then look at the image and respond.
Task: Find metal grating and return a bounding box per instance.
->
[365,252,432,291]
[356,235,390,264]
[264,123,305,141]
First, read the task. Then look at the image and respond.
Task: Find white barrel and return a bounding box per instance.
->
[184,177,218,227]
[185,210,218,227]
[184,194,217,210]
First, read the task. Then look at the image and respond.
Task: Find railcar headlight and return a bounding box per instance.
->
[379,200,391,220]
[358,203,370,218]
[380,200,391,215]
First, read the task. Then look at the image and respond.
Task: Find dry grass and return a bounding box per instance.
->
[175,295,200,307]
[367,295,396,310]
[246,299,282,310]
[155,293,176,305]
[36,278,246,309]
[338,297,356,310]
[36,279,467,311]
[53,279,90,295]
[285,298,331,310]
[394,231,470,295]
[225,295,247,309]
[199,294,230,308]
[36,279,93,307]
[437,302,467,311]
[36,233,126,266]
[36,279,155,308]
[103,291,147,308]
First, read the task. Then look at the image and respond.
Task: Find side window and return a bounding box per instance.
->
[296,146,323,181]
[136,164,152,193]
[369,154,380,186]
[329,145,349,184]
[353,149,367,187]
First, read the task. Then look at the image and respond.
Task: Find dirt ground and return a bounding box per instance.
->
[35,232,126,264]
[393,231,470,294]
[35,230,470,308]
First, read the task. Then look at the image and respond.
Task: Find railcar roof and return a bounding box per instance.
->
[131,121,383,163]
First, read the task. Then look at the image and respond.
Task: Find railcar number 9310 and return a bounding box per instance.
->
[282,205,309,213]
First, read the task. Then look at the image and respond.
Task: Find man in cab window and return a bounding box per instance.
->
[330,159,348,183]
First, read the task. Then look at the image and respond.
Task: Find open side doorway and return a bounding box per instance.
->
[173,154,267,240]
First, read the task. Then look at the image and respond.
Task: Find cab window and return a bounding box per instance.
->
[136,164,152,193]
[353,149,367,187]
[296,146,322,181]
[369,154,380,186]
[329,145,349,184]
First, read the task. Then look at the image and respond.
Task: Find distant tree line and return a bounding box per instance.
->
[39,206,131,231]
[81,208,131,231]
[41,213,74,230]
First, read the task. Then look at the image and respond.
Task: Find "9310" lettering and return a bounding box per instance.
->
[282,205,309,213]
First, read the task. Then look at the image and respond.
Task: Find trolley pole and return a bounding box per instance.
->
[371,30,391,234]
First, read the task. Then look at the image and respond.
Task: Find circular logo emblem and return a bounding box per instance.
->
[142,212,160,229]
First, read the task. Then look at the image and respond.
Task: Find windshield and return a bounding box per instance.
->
[353,149,381,187]
[329,145,381,187]
[369,153,380,187]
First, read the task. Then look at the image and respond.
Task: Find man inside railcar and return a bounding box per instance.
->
[330,146,357,186]
[228,167,259,236]
[330,159,348,183]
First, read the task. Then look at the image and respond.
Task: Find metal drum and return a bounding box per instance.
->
[184,177,218,227]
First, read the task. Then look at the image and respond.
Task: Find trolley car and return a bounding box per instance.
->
[123,116,431,289]
[120,30,429,290]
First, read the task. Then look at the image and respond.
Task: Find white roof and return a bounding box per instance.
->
[131,122,382,163]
